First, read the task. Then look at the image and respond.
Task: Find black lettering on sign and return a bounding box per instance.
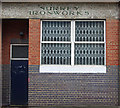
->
[85,11,89,15]
[54,11,61,15]
[40,6,45,10]
[62,11,68,15]
[40,11,46,15]
[34,11,38,15]
[48,11,53,15]
[77,11,83,15]
[74,6,79,10]
[29,11,38,15]
[69,11,75,15]
[29,11,32,15]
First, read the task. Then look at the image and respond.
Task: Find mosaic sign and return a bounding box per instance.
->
[29,5,89,16]
[2,3,119,19]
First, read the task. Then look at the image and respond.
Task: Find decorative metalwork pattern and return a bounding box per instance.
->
[42,21,71,41]
[75,21,104,41]
[41,43,71,65]
[75,43,105,65]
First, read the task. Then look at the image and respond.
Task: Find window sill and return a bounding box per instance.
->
[39,65,106,73]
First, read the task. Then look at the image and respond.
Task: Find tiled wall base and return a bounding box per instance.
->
[28,65,118,106]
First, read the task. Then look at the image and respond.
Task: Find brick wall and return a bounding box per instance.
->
[106,19,119,66]
[28,19,119,106]
[2,19,28,106]
[29,19,40,66]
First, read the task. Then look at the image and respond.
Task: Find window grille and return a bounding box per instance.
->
[42,21,71,41]
[75,21,105,65]
[41,21,71,65]
[41,20,105,66]
[41,43,71,65]
[74,43,104,65]
[75,21,104,42]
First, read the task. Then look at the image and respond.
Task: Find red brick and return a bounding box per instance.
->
[29,19,40,65]
[106,19,119,66]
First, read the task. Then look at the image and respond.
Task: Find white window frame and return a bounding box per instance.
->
[40,20,106,73]
[10,44,29,60]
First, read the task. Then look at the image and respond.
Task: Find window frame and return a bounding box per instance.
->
[40,20,106,73]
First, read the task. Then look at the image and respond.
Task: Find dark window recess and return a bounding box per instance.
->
[12,46,28,58]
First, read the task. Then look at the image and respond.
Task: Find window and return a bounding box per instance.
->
[11,44,28,60]
[40,20,106,73]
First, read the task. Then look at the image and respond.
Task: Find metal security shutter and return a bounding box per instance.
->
[74,43,104,65]
[41,21,71,65]
[75,21,104,41]
[42,21,71,41]
[75,21,105,65]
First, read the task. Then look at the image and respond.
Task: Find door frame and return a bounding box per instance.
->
[10,44,29,105]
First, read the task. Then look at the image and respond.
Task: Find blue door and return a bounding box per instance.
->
[11,60,28,105]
